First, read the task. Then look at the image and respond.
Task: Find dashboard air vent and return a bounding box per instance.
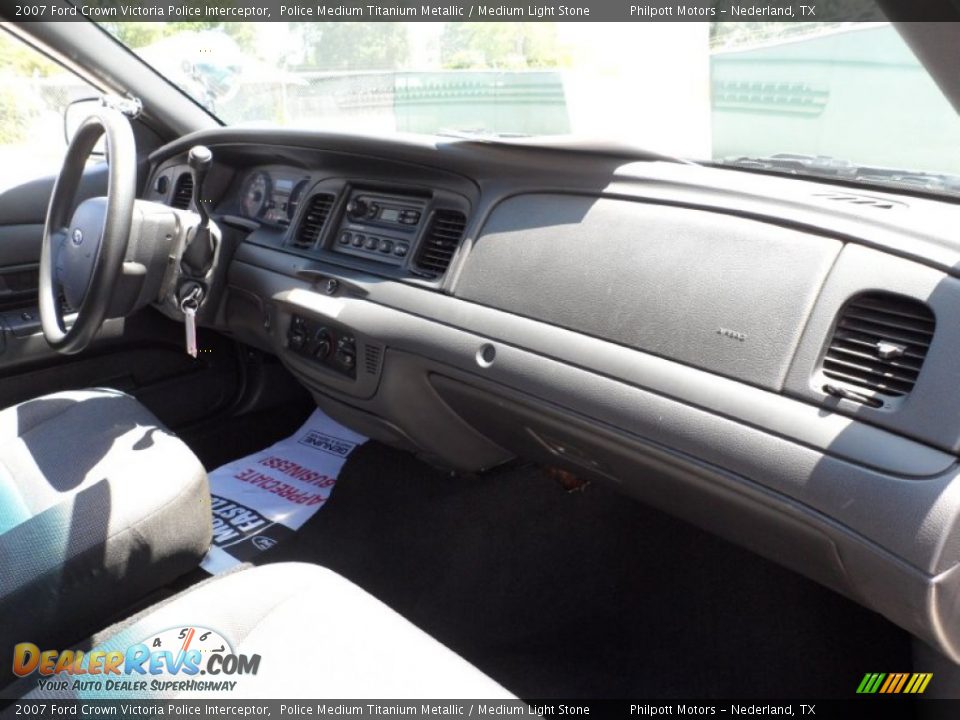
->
[291,193,335,250]
[364,345,382,376]
[414,210,467,276]
[822,292,935,398]
[170,173,193,210]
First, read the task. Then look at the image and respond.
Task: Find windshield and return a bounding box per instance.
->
[98,20,960,195]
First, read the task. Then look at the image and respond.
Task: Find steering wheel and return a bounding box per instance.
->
[39,106,136,355]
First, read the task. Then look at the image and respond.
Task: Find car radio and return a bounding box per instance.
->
[333,190,427,265]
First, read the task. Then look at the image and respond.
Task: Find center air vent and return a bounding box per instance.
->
[414,210,467,276]
[290,193,335,250]
[170,172,193,210]
[822,292,935,398]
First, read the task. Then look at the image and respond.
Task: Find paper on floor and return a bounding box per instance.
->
[200,409,366,574]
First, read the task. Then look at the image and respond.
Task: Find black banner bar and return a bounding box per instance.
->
[0,698,947,720]
[4,0,959,23]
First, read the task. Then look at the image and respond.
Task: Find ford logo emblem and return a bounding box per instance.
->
[252,536,277,551]
[71,228,83,246]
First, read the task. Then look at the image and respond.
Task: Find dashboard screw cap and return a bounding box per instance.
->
[325,279,339,295]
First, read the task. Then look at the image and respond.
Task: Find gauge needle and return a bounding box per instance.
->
[181,628,196,653]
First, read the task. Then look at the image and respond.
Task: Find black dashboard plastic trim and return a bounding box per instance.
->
[149,128,960,280]
[232,252,956,480]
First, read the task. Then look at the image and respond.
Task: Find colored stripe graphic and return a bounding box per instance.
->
[907,673,933,693]
[881,673,905,693]
[892,673,909,693]
[856,673,885,693]
[878,674,895,693]
[858,672,932,694]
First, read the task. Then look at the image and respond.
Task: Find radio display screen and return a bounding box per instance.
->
[379,208,401,223]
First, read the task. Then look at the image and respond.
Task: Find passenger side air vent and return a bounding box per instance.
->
[170,173,193,210]
[822,292,935,399]
[290,193,335,250]
[414,210,467,276]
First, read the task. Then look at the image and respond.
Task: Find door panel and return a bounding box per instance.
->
[0,307,243,430]
[0,165,243,428]
[0,164,108,310]
[0,260,40,311]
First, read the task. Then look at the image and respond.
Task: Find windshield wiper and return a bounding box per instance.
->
[717,153,960,198]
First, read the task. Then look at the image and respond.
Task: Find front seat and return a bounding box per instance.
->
[0,388,211,677]
[12,562,513,699]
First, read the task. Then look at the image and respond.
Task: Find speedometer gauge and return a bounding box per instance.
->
[240,171,271,218]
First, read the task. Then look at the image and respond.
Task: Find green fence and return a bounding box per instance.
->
[710,24,960,173]
[393,71,569,136]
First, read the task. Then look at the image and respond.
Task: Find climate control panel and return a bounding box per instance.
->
[287,315,356,379]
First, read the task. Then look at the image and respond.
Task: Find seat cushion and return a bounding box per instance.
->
[0,389,211,680]
[14,563,514,699]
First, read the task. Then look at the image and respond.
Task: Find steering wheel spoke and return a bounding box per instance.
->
[50,226,68,288]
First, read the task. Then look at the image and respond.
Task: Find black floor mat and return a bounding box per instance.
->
[179,401,314,471]
[255,441,911,699]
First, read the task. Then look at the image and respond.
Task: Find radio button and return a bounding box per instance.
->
[365,235,379,250]
[339,232,352,245]
[352,234,365,247]
[378,239,393,253]
[393,243,409,257]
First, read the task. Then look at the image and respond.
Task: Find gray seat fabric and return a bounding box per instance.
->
[0,388,211,681]
[15,563,514,699]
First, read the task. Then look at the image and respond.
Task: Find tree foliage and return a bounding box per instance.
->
[0,32,53,143]
[98,21,256,52]
[298,23,409,71]
[709,0,884,48]
[0,30,59,77]
[440,23,569,70]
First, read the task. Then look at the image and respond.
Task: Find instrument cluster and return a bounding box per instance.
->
[238,168,311,225]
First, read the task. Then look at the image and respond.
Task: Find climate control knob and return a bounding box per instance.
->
[289,331,306,351]
[313,328,333,359]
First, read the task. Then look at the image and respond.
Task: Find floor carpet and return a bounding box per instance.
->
[254,440,911,699]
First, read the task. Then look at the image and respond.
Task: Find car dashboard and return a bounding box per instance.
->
[145,128,960,663]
